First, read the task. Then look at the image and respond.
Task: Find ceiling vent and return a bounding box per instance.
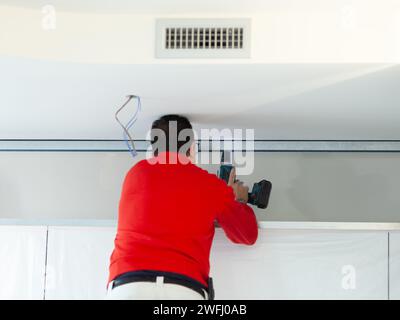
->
[156,19,251,59]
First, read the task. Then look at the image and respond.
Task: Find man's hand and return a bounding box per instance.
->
[228,167,249,203]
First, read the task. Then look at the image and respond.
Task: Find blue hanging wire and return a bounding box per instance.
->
[123,96,141,156]
[115,95,141,158]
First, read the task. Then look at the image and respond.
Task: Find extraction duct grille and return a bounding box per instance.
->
[156,19,251,59]
[165,27,244,50]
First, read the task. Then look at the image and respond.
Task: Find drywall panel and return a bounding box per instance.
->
[45,226,115,299]
[0,226,47,299]
[248,153,400,222]
[1,152,399,223]
[210,229,388,299]
[389,231,400,300]
[0,58,399,140]
[0,152,139,220]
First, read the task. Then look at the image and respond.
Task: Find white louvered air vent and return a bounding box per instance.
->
[156,19,251,59]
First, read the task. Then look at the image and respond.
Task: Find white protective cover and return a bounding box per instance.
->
[45,226,115,299]
[210,229,388,299]
[44,226,388,299]
[389,231,400,300]
[0,226,47,299]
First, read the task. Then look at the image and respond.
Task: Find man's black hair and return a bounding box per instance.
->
[151,114,194,156]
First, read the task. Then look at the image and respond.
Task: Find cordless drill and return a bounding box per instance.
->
[218,164,272,209]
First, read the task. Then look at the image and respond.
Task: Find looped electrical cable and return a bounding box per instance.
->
[115,95,141,158]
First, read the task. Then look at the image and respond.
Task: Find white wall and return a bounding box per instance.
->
[1,152,399,222]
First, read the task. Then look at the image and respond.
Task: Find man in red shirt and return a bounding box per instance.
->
[107,115,258,300]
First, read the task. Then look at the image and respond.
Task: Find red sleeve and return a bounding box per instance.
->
[215,181,258,245]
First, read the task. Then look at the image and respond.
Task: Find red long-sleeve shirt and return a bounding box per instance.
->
[108,152,258,287]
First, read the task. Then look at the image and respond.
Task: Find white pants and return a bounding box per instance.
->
[106,276,207,300]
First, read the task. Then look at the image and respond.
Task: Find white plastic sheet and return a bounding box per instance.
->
[389,231,400,299]
[0,226,47,299]
[45,226,115,299]
[210,229,388,299]
[42,226,389,299]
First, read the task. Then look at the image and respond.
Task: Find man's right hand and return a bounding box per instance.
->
[228,167,249,203]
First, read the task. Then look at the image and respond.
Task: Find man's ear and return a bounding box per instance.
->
[189,142,196,162]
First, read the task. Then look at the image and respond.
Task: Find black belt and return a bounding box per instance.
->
[111,270,214,300]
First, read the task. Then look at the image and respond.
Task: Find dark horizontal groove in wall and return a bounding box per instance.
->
[1,139,400,153]
[2,150,400,153]
[2,139,400,142]
[0,149,142,152]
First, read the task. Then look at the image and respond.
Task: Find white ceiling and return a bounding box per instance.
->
[0,56,399,140]
[0,0,384,14]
